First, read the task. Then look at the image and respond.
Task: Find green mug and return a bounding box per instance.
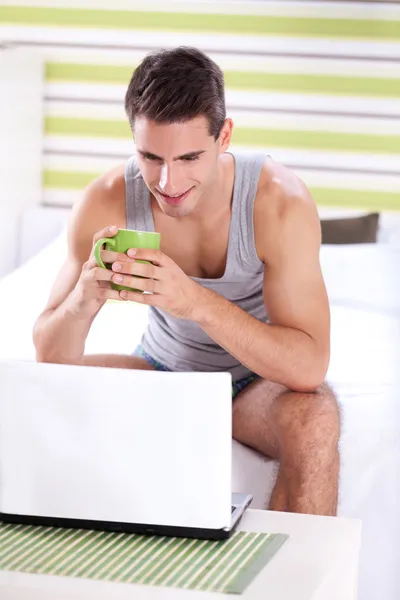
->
[93,228,161,293]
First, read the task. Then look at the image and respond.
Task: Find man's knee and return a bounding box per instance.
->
[275,381,341,456]
[312,383,341,445]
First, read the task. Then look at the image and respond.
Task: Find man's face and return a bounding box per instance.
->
[133,115,231,218]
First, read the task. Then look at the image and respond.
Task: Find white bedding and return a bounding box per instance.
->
[0,236,399,600]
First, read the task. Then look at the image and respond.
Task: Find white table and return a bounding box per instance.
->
[0,509,362,600]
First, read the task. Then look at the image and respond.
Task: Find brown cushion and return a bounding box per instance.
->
[320,212,380,244]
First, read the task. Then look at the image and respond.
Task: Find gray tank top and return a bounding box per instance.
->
[125,150,268,381]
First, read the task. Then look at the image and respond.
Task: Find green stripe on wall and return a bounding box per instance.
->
[46,63,137,85]
[43,169,400,210]
[46,117,130,138]
[45,117,400,154]
[46,63,400,98]
[233,128,400,154]
[1,7,400,40]
[310,187,400,211]
[44,170,100,189]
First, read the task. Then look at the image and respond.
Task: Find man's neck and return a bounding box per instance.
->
[186,153,235,226]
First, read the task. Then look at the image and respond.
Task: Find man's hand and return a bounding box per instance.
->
[69,225,135,319]
[110,247,205,320]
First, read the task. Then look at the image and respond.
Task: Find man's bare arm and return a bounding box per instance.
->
[191,176,330,392]
[33,171,125,364]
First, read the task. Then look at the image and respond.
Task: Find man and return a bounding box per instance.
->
[33,47,340,516]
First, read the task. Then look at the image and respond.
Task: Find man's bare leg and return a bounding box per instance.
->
[232,379,340,515]
[80,354,155,370]
[268,471,288,512]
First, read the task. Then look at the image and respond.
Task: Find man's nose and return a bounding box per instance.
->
[159,163,179,194]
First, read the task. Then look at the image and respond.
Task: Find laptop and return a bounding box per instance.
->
[0,360,252,540]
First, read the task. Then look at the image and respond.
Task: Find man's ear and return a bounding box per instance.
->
[218,118,234,153]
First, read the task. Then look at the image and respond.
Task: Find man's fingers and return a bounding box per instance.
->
[111,260,158,279]
[83,266,113,284]
[127,248,166,266]
[111,273,158,294]
[119,289,157,306]
[101,250,135,264]
[93,225,118,244]
[83,258,98,271]
[97,287,123,301]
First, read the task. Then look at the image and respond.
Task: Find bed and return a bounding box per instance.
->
[0,216,399,600]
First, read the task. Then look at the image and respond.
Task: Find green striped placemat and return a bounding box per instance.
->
[0,522,288,594]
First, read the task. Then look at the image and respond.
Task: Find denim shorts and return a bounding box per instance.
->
[134,345,260,399]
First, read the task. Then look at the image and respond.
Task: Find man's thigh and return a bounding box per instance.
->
[82,354,156,370]
[232,378,339,460]
[232,378,285,460]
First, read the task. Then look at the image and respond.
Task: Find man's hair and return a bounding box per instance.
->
[124,46,226,140]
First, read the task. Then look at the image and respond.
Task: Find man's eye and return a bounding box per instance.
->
[183,156,199,162]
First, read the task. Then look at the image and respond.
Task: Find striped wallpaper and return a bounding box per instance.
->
[1,0,400,211]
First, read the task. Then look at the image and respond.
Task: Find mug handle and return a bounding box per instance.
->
[93,237,116,268]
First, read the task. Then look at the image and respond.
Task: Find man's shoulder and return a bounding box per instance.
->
[257,158,314,214]
[86,163,126,207]
[72,163,126,228]
[255,158,316,221]
[254,158,320,261]
[66,163,127,260]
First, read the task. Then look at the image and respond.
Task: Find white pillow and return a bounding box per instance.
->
[320,244,400,315]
